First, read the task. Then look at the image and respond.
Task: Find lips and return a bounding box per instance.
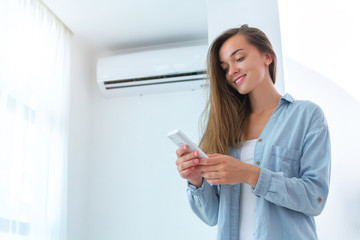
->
[233,74,246,86]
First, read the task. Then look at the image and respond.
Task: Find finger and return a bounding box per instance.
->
[175,150,199,166]
[201,171,221,180]
[206,178,222,185]
[207,153,221,158]
[199,165,219,173]
[177,158,199,172]
[198,156,220,166]
[176,145,188,158]
[179,167,195,179]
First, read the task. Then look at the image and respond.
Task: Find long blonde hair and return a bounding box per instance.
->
[199,25,277,154]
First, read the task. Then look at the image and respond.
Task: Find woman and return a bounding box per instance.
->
[175,25,331,240]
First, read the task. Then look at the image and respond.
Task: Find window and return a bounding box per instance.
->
[0,0,71,239]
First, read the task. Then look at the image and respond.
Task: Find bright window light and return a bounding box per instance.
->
[279,0,360,103]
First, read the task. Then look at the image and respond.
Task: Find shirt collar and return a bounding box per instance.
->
[280,93,295,103]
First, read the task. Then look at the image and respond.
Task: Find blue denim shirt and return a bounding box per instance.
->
[187,93,331,240]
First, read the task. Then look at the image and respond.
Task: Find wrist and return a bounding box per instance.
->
[247,165,260,188]
[189,177,203,188]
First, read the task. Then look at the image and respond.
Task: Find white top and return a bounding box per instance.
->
[239,139,257,239]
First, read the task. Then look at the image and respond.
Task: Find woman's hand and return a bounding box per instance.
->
[198,154,260,188]
[175,145,203,187]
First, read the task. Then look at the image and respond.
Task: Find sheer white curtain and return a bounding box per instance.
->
[0,0,71,239]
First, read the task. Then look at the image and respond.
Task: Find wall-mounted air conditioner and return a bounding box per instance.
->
[96,45,209,97]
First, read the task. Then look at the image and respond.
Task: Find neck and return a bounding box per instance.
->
[248,78,282,114]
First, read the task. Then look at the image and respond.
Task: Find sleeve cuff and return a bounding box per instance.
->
[187,178,209,194]
[252,167,272,197]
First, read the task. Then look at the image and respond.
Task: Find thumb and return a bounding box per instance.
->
[207,153,222,158]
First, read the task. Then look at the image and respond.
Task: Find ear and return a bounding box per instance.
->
[264,52,273,65]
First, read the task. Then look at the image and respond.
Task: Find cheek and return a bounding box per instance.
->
[249,60,267,76]
[246,58,259,69]
[226,76,231,84]
[224,74,232,84]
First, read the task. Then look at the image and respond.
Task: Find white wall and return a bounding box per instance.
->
[67,29,218,240]
[85,70,217,240]
[68,40,217,240]
[67,38,93,240]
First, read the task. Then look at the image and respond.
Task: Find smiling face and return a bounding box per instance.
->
[219,34,272,95]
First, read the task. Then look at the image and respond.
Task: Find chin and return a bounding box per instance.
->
[236,87,250,95]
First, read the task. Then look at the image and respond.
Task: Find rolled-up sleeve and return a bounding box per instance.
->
[187,179,220,226]
[252,107,331,216]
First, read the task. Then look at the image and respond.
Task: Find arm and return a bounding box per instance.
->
[253,120,331,216]
[199,106,331,216]
[187,178,219,226]
[174,146,219,226]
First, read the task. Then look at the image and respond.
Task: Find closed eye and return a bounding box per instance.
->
[220,64,229,73]
[236,57,245,62]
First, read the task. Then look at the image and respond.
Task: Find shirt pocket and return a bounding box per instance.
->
[270,145,302,177]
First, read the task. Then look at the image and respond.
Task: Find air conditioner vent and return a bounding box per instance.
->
[104,71,206,85]
[97,45,208,97]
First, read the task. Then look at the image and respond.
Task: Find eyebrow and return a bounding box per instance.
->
[231,48,244,56]
[220,48,244,64]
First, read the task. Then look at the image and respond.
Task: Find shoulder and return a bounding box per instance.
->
[285,95,328,129]
[282,93,323,114]
[292,99,323,114]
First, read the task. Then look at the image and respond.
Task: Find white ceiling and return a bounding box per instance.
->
[41,0,208,51]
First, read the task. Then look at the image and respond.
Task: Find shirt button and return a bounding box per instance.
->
[318,197,323,203]
[258,139,262,142]
[256,161,260,165]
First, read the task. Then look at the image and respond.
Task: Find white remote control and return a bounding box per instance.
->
[167,129,208,158]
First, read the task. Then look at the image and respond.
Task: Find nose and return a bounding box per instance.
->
[228,63,240,76]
